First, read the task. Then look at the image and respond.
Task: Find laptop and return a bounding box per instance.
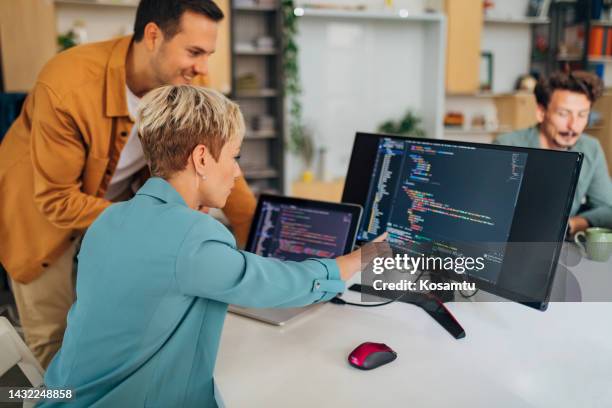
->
[229,194,362,325]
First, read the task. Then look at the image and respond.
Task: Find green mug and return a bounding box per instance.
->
[574,227,612,262]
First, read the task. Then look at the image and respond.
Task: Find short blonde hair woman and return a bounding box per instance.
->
[41,85,384,407]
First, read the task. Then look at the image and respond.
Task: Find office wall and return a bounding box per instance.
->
[481,24,532,94]
[481,0,533,94]
[286,12,445,188]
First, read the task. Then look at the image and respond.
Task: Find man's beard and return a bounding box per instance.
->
[553,130,579,149]
[151,48,173,86]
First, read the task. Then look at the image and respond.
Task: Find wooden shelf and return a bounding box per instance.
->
[557,55,581,61]
[245,130,276,140]
[55,0,137,7]
[444,127,510,135]
[483,16,550,25]
[234,88,278,98]
[446,92,528,99]
[588,56,612,63]
[231,1,284,192]
[447,92,499,98]
[591,19,612,27]
[297,8,444,22]
[234,5,277,12]
[243,168,279,179]
[234,45,277,55]
[557,55,612,63]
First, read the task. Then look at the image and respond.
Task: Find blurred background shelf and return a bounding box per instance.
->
[231,0,284,193]
[244,130,277,140]
[233,5,277,12]
[243,168,279,180]
[484,16,550,25]
[234,88,278,98]
[234,46,278,55]
[443,128,509,135]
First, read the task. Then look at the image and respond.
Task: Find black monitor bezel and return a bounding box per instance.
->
[341,132,583,311]
[246,194,363,257]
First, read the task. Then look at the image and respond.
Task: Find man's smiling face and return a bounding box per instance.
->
[150,11,218,86]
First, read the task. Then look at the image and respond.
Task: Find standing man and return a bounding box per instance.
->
[0,0,256,369]
[495,71,612,235]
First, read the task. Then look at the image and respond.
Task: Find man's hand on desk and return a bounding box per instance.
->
[568,216,590,236]
[336,233,388,281]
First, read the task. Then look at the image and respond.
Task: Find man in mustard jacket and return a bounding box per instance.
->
[0,0,256,369]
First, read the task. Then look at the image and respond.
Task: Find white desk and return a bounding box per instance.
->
[216,245,612,407]
[557,243,612,302]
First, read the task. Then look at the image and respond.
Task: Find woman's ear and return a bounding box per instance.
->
[191,144,208,177]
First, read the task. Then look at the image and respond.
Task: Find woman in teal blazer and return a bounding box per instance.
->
[40,85,378,407]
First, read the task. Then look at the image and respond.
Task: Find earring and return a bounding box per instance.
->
[201,174,207,181]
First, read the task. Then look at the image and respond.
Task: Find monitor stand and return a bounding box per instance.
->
[348,278,466,340]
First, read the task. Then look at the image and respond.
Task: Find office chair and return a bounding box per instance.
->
[0,317,44,408]
[0,264,20,334]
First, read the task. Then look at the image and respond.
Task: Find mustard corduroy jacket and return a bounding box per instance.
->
[0,36,256,283]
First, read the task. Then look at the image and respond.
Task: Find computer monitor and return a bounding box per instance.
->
[342,132,583,310]
[246,195,362,261]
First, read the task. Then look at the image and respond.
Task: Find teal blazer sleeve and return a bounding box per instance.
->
[578,144,612,227]
[175,218,345,308]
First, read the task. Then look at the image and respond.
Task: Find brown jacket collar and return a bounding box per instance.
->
[105,35,132,118]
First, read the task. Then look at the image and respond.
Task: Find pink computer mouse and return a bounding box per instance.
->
[348,342,397,370]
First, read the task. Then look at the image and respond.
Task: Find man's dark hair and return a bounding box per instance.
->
[534,71,604,108]
[133,0,224,42]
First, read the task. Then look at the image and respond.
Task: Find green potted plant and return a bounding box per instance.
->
[282,0,316,179]
[378,110,426,137]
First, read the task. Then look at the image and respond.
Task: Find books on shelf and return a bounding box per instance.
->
[235,73,260,91]
[588,26,612,56]
[251,115,276,134]
[563,24,612,58]
[234,36,276,54]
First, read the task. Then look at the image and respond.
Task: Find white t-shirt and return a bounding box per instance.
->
[104,86,147,200]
